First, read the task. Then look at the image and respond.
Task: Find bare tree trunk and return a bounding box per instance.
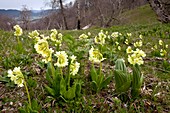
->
[76,1,81,30]
[147,0,170,23]
[59,0,68,29]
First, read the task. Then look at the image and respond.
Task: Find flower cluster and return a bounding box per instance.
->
[134,40,142,47]
[7,67,24,87]
[70,55,80,75]
[94,30,107,45]
[111,32,122,38]
[79,33,88,39]
[127,47,146,65]
[54,51,68,67]
[28,30,40,42]
[152,40,168,57]
[89,46,106,63]
[115,41,121,51]
[13,25,23,37]
[34,39,54,63]
[50,29,63,46]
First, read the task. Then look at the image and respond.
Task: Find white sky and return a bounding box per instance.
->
[0,0,75,10]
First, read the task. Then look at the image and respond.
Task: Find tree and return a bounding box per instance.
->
[76,0,81,29]
[147,0,170,23]
[20,5,31,30]
[47,0,68,30]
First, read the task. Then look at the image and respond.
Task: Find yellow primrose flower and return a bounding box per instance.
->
[7,67,24,87]
[134,40,142,47]
[42,48,54,63]
[165,44,168,48]
[139,34,143,39]
[127,48,146,65]
[115,41,119,46]
[89,46,106,63]
[15,73,24,87]
[125,39,129,45]
[127,55,135,65]
[51,29,58,35]
[40,34,50,40]
[70,55,77,63]
[94,36,105,45]
[107,35,111,39]
[128,55,144,65]
[58,33,63,41]
[127,33,132,37]
[34,39,49,55]
[70,61,80,75]
[159,40,163,45]
[13,25,23,36]
[154,45,158,49]
[55,40,62,47]
[88,32,91,36]
[118,46,121,50]
[111,32,119,38]
[160,49,167,56]
[94,30,107,45]
[54,51,68,67]
[134,48,146,57]
[7,69,16,82]
[126,46,133,53]
[79,33,88,39]
[99,30,107,38]
[105,31,108,35]
[28,30,39,39]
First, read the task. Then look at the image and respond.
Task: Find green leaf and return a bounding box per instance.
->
[114,70,131,93]
[75,81,82,97]
[132,64,143,89]
[64,85,76,100]
[97,74,104,87]
[31,99,40,111]
[47,62,55,78]
[60,78,66,95]
[0,76,9,83]
[52,71,61,97]
[44,85,55,97]
[101,75,113,89]
[91,81,98,92]
[131,64,143,98]
[90,66,97,82]
[115,59,127,74]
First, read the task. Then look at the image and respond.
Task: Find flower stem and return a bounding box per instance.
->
[99,62,102,77]
[24,81,31,107]
[60,67,63,78]
[17,36,20,44]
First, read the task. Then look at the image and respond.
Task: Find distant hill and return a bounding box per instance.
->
[0,9,54,19]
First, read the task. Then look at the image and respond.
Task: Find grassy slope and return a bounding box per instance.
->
[118,4,159,25]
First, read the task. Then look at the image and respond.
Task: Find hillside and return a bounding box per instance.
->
[118,4,159,25]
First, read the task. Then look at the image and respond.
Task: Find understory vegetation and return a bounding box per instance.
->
[0,22,170,113]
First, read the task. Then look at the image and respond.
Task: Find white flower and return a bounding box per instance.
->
[111,32,120,38]
[79,33,88,39]
[89,46,106,63]
[126,46,133,53]
[34,39,49,56]
[7,67,24,87]
[28,30,39,39]
[159,40,163,46]
[127,33,132,37]
[13,25,23,36]
[70,55,77,63]
[54,51,68,67]
[70,61,80,75]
